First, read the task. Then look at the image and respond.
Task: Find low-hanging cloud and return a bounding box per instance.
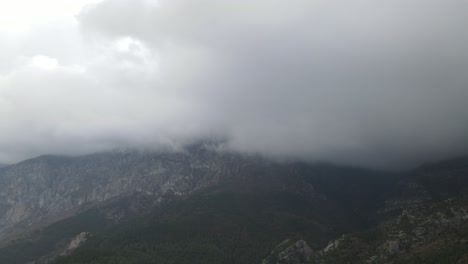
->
[0,0,468,168]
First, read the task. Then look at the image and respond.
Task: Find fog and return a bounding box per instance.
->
[0,0,467,168]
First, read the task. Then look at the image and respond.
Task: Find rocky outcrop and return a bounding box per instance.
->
[0,146,392,245]
[262,240,313,264]
[60,232,91,256]
[2,147,364,244]
[310,197,468,264]
[0,147,246,242]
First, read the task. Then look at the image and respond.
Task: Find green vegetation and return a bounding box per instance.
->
[1,156,466,264]
[0,208,110,263]
[55,192,343,264]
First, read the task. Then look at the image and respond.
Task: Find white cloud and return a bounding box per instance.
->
[29,55,59,71]
[0,0,102,32]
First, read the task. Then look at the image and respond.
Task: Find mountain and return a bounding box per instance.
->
[309,197,468,264]
[0,146,394,263]
[0,147,240,242]
[0,147,466,263]
[309,156,468,264]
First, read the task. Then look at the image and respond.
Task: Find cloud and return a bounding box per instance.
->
[0,0,468,168]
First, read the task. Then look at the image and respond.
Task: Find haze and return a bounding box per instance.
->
[0,0,467,168]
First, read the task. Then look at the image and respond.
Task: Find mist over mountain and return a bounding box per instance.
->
[1,0,468,168]
[1,1,468,263]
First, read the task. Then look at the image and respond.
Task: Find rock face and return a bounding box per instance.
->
[322,236,344,253]
[0,147,245,242]
[0,146,392,244]
[262,240,313,264]
[61,232,91,256]
[309,197,468,264]
[298,156,468,264]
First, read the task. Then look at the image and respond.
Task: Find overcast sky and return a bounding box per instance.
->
[0,0,467,168]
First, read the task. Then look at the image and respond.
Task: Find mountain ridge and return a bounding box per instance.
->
[0,148,466,263]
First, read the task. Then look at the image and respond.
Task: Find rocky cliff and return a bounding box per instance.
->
[0,147,246,242]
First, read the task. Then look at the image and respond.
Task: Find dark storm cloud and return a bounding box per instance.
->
[1,0,468,168]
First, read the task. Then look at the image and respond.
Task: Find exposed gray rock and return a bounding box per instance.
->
[61,232,91,256]
[0,147,334,245]
[379,240,400,257]
[0,148,246,242]
[262,240,313,264]
[323,236,344,253]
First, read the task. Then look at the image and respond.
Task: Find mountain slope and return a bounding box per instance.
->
[382,156,468,217]
[0,149,394,263]
[51,184,390,264]
[309,156,468,264]
[1,148,466,264]
[54,192,333,264]
[54,154,468,264]
[0,148,248,242]
[309,197,468,264]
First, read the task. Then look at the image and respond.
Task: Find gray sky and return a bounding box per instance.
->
[0,0,468,168]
